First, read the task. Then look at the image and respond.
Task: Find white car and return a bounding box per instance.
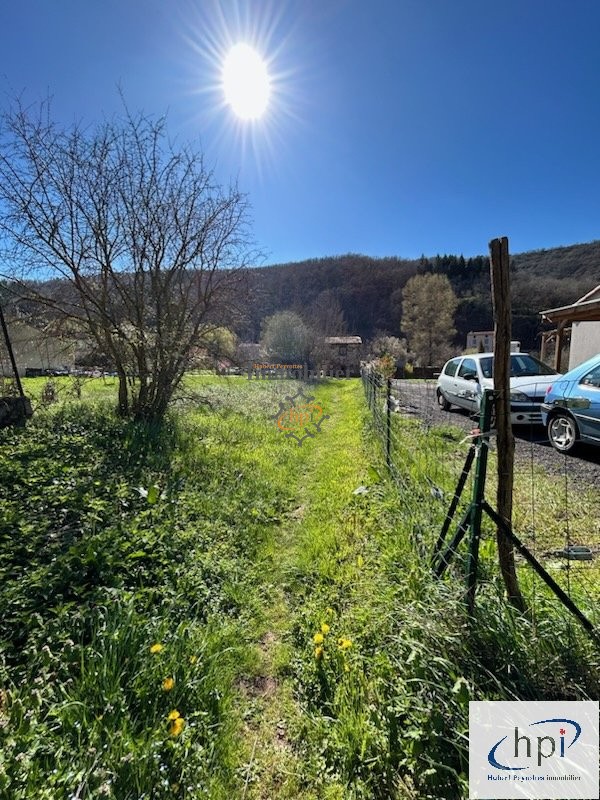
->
[436,352,562,425]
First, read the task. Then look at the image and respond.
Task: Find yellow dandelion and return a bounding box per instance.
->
[162,677,175,691]
[313,632,324,645]
[189,655,197,665]
[150,643,163,654]
[167,709,181,720]
[320,622,330,636]
[338,637,352,650]
[314,646,324,660]
[325,607,334,617]
[169,716,185,737]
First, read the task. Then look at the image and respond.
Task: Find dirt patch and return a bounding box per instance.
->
[260,631,277,648]
[288,505,306,520]
[237,674,279,699]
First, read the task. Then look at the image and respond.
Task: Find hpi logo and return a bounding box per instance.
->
[469,701,598,799]
[488,718,581,770]
[270,389,329,446]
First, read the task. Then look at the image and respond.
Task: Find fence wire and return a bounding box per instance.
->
[362,368,600,636]
[363,370,477,568]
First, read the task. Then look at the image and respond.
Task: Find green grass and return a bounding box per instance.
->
[1,377,303,798]
[0,375,598,799]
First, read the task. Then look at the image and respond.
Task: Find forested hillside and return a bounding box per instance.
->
[3,241,599,362]
[239,240,600,352]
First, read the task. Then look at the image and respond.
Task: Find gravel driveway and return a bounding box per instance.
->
[391,379,600,488]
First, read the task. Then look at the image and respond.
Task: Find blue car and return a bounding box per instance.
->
[541,353,600,453]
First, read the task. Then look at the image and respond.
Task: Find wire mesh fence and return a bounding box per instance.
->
[362,367,600,639]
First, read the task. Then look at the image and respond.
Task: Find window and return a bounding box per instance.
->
[479,357,493,379]
[580,363,600,389]
[509,354,557,377]
[444,359,460,377]
[458,358,478,379]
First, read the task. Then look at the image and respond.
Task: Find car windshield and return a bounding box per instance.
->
[479,355,557,380]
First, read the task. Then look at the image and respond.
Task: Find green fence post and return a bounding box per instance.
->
[386,378,392,469]
[465,389,494,613]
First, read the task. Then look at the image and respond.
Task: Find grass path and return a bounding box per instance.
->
[233,379,371,799]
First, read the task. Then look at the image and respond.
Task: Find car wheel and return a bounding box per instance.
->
[547,413,579,454]
[437,390,451,411]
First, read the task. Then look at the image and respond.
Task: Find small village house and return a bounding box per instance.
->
[323,335,362,376]
[466,331,521,353]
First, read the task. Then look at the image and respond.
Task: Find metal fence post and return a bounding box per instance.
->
[465,388,494,613]
[386,378,392,469]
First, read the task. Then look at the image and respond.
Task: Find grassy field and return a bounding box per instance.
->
[0,375,598,799]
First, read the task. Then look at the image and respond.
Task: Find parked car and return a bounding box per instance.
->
[541,353,600,453]
[436,352,562,425]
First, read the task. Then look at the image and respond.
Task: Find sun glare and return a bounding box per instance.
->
[222,43,271,120]
[179,3,304,177]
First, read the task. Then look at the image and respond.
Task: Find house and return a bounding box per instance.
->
[323,336,362,376]
[540,285,600,371]
[466,330,495,352]
[466,331,521,353]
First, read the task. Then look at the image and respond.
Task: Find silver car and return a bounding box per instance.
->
[436,352,562,425]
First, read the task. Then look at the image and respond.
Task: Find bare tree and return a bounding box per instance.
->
[305,289,347,366]
[307,289,347,337]
[0,97,256,421]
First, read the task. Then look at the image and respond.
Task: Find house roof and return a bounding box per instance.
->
[577,284,600,303]
[325,336,362,345]
[540,284,600,324]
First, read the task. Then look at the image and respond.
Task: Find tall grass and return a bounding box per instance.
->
[0,377,308,798]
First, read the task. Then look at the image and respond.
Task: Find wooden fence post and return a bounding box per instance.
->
[0,302,25,399]
[489,237,525,612]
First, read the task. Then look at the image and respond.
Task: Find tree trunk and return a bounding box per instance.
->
[117,369,129,417]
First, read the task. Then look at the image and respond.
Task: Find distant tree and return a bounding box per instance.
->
[190,326,237,370]
[260,311,311,363]
[304,290,348,366]
[373,353,397,379]
[370,334,408,363]
[401,274,458,366]
[0,97,255,421]
[210,326,237,357]
[369,335,408,378]
[307,290,347,337]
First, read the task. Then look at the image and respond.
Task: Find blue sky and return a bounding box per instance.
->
[2,0,600,265]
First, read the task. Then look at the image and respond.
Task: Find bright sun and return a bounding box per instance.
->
[222,43,271,120]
